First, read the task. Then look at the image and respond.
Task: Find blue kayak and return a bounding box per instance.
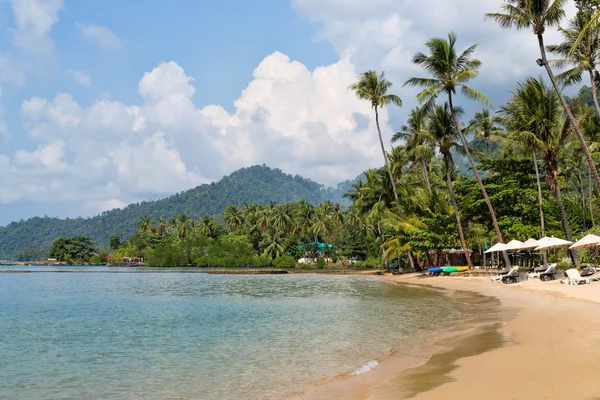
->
[428,267,443,273]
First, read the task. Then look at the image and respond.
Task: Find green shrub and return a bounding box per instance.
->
[272,255,297,268]
[316,257,326,268]
[354,256,382,268]
[557,261,572,270]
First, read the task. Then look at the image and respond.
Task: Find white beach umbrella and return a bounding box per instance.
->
[518,238,540,250]
[504,240,525,251]
[534,237,573,251]
[568,234,600,249]
[484,242,508,253]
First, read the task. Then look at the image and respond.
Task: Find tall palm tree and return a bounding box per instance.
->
[392,107,435,191]
[468,108,503,157]
[405,32,510,267]
[349,71,402,201]
[423,103,474,268]
[485,0,600,190]
[502,77,580,266]
[547,11,600,117]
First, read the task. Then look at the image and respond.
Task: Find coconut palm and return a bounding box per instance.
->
[501,77,580,266]
[223,205,244,231]
[405,32,510,267]
[422,103,473,268]
[138,215,153,234]
[198,215,218,239]
[392,107,435,191]
[547,11,600,117]
[349,71,402,201]
[157,217,167,237]
[485,0,600,190]
[468,108,503,157]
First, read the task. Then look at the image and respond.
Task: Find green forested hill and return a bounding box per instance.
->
[0,165,355,259]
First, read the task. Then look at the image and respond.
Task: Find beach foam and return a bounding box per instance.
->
[352,360,379,375]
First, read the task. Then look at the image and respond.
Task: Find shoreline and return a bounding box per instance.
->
[295,273,600,399]
[378,274,600,399]
[291,277,514,400]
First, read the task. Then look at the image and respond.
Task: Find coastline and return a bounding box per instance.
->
[295,273,600,399]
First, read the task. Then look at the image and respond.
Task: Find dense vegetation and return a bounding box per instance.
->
[0,166,355,259]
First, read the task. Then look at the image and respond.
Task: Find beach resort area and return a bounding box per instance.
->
[6,0,600,399]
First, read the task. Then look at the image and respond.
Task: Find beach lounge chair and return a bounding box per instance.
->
[501,268,520,284]
[491,266,518,282]
[563,269,591,285]
[539,265,558,281]
[528,263,557,279]
[528,263,556,280]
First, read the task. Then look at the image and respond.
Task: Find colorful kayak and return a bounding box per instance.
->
[428,267,443,273]
[441,266,469,273]
[442,267,458,273]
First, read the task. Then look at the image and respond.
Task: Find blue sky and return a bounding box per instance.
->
[0,0,581,225]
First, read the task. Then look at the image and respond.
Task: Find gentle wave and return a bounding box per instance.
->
[352,360,379,375]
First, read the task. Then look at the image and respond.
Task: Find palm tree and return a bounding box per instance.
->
[223,205,244,231]
[392,107,435,191]
[157,217,167,236]
[468,109,503,157]
[485,0,600,190]
[176,214,191,239]
[423,103,474,268]
[138,215,153,234]
[261,232,285,260]
[349,71,402,201]
[502,77,580,266]
[405,32,510,267]
[547,11,600,117]
[198,215,218,239]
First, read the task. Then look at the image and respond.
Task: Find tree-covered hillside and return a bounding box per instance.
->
[0,165,356,259]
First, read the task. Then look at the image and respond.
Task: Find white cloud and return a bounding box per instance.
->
[77,23,123,51]
[7,53,387,215]
[66,69,92,86]
[292,0,578,110]
[11,0,63,59]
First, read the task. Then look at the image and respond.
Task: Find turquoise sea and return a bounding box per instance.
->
[0,268,473,399]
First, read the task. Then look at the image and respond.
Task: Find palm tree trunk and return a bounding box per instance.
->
[486,138,491,158]
[421,157,432,191]
[448,93,510,268]
[444,154,473,269]
[551,171,580,268]
[579,167,587,231]
[532,153,548,266]
[537,34,600,190]
[589,69,600,120]
[590,165,595,227]
[374,105,399,201]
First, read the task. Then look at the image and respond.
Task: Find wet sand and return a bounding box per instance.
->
[295,273,600,399]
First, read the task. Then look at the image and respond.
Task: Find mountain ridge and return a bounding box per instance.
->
[0,165,358,259]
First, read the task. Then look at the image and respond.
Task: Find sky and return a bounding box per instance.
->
[0,0,581,225]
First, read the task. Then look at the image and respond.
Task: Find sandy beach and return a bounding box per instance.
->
[297,272,600,400]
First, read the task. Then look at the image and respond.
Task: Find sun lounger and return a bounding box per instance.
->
[563,269,591,285]
[501,268,519,284]
[528,263,557,279]
[491,266,518,282]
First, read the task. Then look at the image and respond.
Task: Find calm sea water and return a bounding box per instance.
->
[0,269,465,400]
